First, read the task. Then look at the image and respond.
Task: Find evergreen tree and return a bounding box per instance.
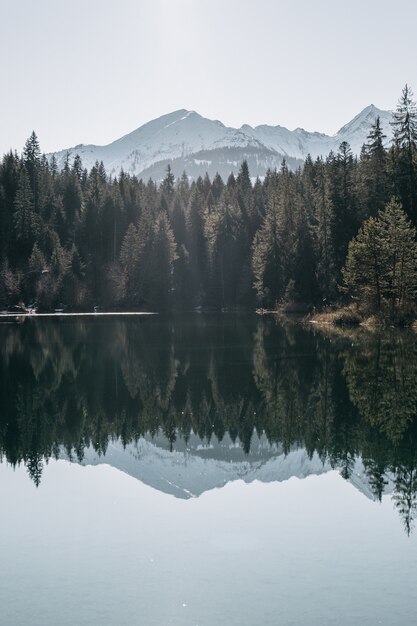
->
[0,262,20,306]
[313,158,336,301]
[343,199,417,317]
[212,173,225,202]
[160,164,175,213]
[119,223,142,305]
[0,152,20,262]
[27,243,46,301]
[148,211,177,310]
[331,142,359,272]
[61,168,83,244]
[13,169,42,260]
[390,84,417,220]
[206,196,243,308]
[186,186,207,305]
[252,189,283,307]
[292,202,319,303]
[393,465,417,536]
[23,131,41,211]
[361,116,388,216]
[391,84,417,150]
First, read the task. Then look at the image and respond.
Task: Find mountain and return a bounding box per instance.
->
[49,105,393,180]
[60,432,394,501]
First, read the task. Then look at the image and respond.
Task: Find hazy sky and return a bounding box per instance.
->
[1,0,417,155]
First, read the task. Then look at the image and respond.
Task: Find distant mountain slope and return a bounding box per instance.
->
[49,105,393,180]
[60,433,393,501]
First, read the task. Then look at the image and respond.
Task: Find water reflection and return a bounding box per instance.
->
[1,314,417,534]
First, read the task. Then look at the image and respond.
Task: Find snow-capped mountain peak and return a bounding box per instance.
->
[60,433,393,502]
[48,104,393,181]
[336,104,390,137]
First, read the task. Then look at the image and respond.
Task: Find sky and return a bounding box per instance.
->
[1,0,417,155]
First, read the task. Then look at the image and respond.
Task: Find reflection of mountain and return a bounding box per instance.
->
[61,433,393,501]
[1,314,416,533]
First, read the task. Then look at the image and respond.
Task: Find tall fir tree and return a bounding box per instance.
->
[390,84,417,220]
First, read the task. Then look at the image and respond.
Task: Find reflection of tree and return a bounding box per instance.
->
[305,340,336,460]
[1,315,417,535]
[209,352,258,453]
[253,322,306,451]
[252,321,355,467]
[393,464,417,536]
[328,372,360,480]
[363,455,389,502]
[343,333,417,444]
[341,330,417,530]
[26,451,43,487]
[0,316,266,476]
[117,321,178,409]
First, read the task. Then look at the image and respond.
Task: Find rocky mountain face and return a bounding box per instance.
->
[49,105,393,180]
[61,432,393,501]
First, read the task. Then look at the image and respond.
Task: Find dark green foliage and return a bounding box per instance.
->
[331,142,359,273]
[390,84,417,221]
[361,116,388,216]
[343,199,417,318]
[23,131,41,211]
[147,211,177,310]
[2,315,417,533]
[312,157,336,301]
[252,188,283,306]
[13,169,42,259]
[2,86,417,313]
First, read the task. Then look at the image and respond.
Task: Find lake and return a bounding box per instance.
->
[1,313,417,625]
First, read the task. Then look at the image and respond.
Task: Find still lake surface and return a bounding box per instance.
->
[1,313,417,625]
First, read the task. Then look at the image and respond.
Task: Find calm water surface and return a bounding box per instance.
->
[1,314,417,625]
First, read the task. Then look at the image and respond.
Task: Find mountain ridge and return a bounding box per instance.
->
[49,105,393,180]
[60,433,394,502]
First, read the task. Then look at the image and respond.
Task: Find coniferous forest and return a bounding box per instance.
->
[1,85,417,314]
[2,315,417,535]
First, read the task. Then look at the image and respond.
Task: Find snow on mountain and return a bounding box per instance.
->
[60,432,392,501]
[335,104,392,154]
[49,105,393,180]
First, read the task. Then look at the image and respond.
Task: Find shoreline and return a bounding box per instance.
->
[0,311,158,318]
[303,306,416,330]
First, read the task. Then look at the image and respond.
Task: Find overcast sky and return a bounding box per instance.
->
[1,0,416,155]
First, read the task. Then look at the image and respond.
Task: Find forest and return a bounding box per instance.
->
[1,316,417,533]
[1,85,417,313]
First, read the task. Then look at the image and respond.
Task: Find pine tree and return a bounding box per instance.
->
[160,164,175,212]
[390,84,417,220]
[391,84,417,150]
[212,173,225,202]
[13,169,42,259]
[61,168,83,244]
[148,211,177,310]
[313,158,336,301]
[361,116,388,217]
[342,199,417,317]
[393,465,417,536]
[119,223,142,305]
[23,131,41,211]
[292,202,319,303]
[28,242,45,276]
[332,142,359,272]
[0,152,20,260]
[186,187,207,305]
[236,160,256,234]
[252,189,283,307]
[206,195,243,308]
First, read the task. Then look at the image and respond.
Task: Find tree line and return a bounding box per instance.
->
[1,85,417,312]
[1,315,417,533]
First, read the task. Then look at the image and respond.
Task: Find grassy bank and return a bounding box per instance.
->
[307,304,416,328]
